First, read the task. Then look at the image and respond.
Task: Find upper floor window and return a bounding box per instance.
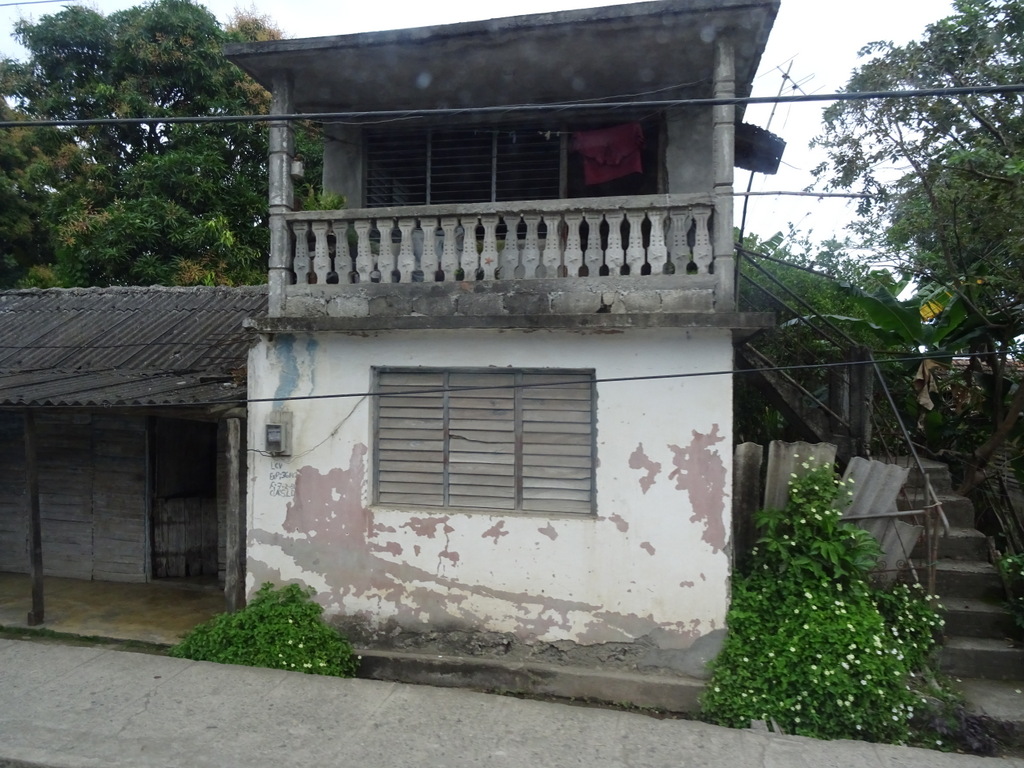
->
[365,121,659,208]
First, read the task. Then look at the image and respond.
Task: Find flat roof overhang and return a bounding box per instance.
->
[224,0,780,115]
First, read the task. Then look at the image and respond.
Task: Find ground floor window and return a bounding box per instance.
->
[374,368,595,514]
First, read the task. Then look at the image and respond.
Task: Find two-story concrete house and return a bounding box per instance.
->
[225,0,778,684]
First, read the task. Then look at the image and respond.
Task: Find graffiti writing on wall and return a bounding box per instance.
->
[269,461,295,497]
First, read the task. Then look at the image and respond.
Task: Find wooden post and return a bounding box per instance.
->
[224,418,246,612]
[849,346,874,458]
[24,410,44,625]
[732,442,764,571]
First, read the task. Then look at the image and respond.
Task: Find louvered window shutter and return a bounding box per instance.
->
[375,369,594,513]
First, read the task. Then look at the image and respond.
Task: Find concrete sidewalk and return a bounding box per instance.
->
[0,638,1020,768]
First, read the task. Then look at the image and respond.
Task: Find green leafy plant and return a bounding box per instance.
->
[170,582,359,677]
[300,189,347,211]
[873,582,945,671]
[702,460,942,744]
[997,552,1024,633]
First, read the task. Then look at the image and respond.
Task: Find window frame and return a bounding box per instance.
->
[372,367,597,515]
[363,118,663,208]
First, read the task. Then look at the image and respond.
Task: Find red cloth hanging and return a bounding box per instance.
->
[571,122,645,185]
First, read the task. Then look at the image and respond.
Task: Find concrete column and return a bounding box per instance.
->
[664,108,712,195]
[712,39,736,309]
[268,73,295,318]
[323,124,364,208]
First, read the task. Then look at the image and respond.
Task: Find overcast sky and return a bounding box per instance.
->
[2,0,956,243]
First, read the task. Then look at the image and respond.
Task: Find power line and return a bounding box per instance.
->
[11,349,984,410]
[0,0,80,6]
[4,83,1024,129]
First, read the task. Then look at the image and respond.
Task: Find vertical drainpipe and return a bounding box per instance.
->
[712,39,736,310]
[268,72,295,318]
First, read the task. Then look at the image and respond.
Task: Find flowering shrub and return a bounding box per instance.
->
[701,460,942,743]
[873,582,945,670]
[170,582,359,677]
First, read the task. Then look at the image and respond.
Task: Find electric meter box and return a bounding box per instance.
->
[265,411,292,455]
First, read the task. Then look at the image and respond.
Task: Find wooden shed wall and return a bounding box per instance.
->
[0,412,148,582]
[0,414,27,572]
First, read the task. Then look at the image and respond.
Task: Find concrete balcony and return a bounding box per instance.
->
[261,194,768,334]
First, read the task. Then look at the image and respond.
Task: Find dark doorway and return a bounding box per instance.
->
[151,418,219,579]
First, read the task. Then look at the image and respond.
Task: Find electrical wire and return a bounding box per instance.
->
[4,83,1024,129]
[0,0,79,5]
[5,349,989,410]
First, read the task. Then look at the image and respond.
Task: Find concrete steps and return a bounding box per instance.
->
[900,459,1023,686]
[914,526,989,561]
[939,637,1024,681]
[934,560,1005,602]
[938,496,977,529]
[942,597,1019,639]
[957,678,1024,751]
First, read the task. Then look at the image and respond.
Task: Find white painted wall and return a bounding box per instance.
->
[247,326,734,650]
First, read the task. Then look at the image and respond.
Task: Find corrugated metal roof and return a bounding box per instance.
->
[0,286,266,408]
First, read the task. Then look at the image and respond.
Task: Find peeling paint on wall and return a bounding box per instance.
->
[628,443,661,494]
[249,441,721,647]
[607,514,629,532]
[578,609,702,647]
[667,425,728,553]
[481,520,509,543]
[272,334,300,405]
[537,523,558,540]
[401,517,453,538]
[251,445,595,639]
[248,327,735,654]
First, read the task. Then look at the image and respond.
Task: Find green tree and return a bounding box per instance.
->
[0,0,316,287]
[0,102,57,286]
[812,0,1024,521]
